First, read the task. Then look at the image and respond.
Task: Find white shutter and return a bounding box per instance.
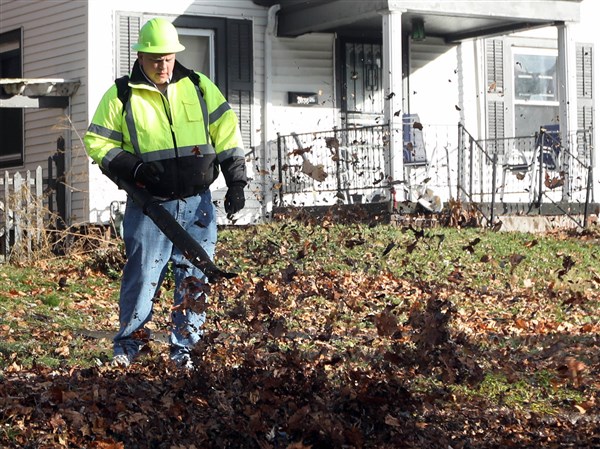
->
[486,39,505,141]
[116,14,141,78]
[576,43,593,132]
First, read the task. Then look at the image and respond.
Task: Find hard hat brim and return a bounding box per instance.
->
[132,42,185,53]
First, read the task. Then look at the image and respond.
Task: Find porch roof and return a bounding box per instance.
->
[0,78,80,108]
[252,0,583,42]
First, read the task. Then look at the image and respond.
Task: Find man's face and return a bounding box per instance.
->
[138,53,176,86]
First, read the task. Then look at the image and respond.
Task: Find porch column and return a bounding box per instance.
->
[381,10,405,202]
[557,23,578,202]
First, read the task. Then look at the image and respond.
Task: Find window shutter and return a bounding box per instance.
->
[576,43,593,132]
[486,39,505,155]
[227,19,253,149]
[487,101,505,140]
[486,39,504,94]
[117,14,140,78]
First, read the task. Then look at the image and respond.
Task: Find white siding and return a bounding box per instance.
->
[258,33,337,216]
[0,0,88,225]
[409,38,461,127]
[270,34,337,136]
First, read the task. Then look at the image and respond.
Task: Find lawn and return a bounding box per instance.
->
[0,215,598,448]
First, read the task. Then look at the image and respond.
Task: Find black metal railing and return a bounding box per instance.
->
[276,121,593,228]
[277,125,391,206]
[458,124,594,227]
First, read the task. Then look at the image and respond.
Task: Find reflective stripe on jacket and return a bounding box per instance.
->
[84,60,247,199]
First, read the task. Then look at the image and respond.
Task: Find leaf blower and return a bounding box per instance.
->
[107,173,237,283]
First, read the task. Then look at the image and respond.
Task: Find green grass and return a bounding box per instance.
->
[2,220,599,415]
[219,222,600,294]
[452,371,587,414]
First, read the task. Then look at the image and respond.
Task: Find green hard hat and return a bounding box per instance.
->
[133,18,185,54]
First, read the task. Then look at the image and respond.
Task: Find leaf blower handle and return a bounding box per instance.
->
[103,170,237,282]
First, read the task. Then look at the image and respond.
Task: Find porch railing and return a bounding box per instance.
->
[276,121,594,228]
[277,125,391,206]
[457,124,594,227]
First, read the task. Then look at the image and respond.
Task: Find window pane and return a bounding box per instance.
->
[514,53,557,101]
[0,109,23,160]
[177,29,214,81]
[514,104,559,137]
[0,29,23,168]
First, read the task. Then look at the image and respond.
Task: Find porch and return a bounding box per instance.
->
[276,122,595,229]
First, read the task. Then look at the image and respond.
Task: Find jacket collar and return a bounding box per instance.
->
[129,59,194,85]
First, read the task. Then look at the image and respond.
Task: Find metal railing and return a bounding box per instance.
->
[458,124,594,227]
[277,125,391,206]
[276,121,594,228]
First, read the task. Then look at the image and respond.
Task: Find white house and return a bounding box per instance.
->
[0,0,597,228]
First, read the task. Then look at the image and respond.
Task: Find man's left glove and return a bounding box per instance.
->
[133,161,163,186]
[224,184,245,215]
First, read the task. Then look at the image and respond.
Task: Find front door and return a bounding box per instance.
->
[342,41,384,127]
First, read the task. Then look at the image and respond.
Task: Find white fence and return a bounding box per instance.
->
[0,167,44,262]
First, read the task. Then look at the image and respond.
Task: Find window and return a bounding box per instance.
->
[513,48,559,137]
[0,29,23,168]
[177,28,215,81]
[487,38,594,145]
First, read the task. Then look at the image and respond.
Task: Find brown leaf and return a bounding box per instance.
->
[514,318,529,330]
[281,263,297,283]
[508,254,526,273]
[268,317,287,338]
[325,137,340,150]
[558,357,586,387]
[491,220,503,232]
[91,440,125,449]
[447,267,464,284]
[524,239,539,248]
[344,238,365,249]
[406,240,418,254]
[462,237,481,253]
[384,414,402,427]
[545,172,564,189]
[290,146,312,157]
[54,345,70,357]
[49,413,66,430]
[375,308,399,337]
[557,254,576,279]
[286,442,313,449]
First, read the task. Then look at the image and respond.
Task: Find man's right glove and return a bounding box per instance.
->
[224,184,245,215]
[133,162,163,186]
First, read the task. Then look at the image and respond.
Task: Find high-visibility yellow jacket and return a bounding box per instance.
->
[84,60,247,199]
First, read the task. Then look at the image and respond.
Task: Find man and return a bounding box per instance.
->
[84,17,247,369]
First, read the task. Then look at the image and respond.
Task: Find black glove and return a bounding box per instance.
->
[224,184,245,215]
[133,162,163,186]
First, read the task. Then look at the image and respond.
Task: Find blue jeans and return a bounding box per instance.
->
[113,191,217,359]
